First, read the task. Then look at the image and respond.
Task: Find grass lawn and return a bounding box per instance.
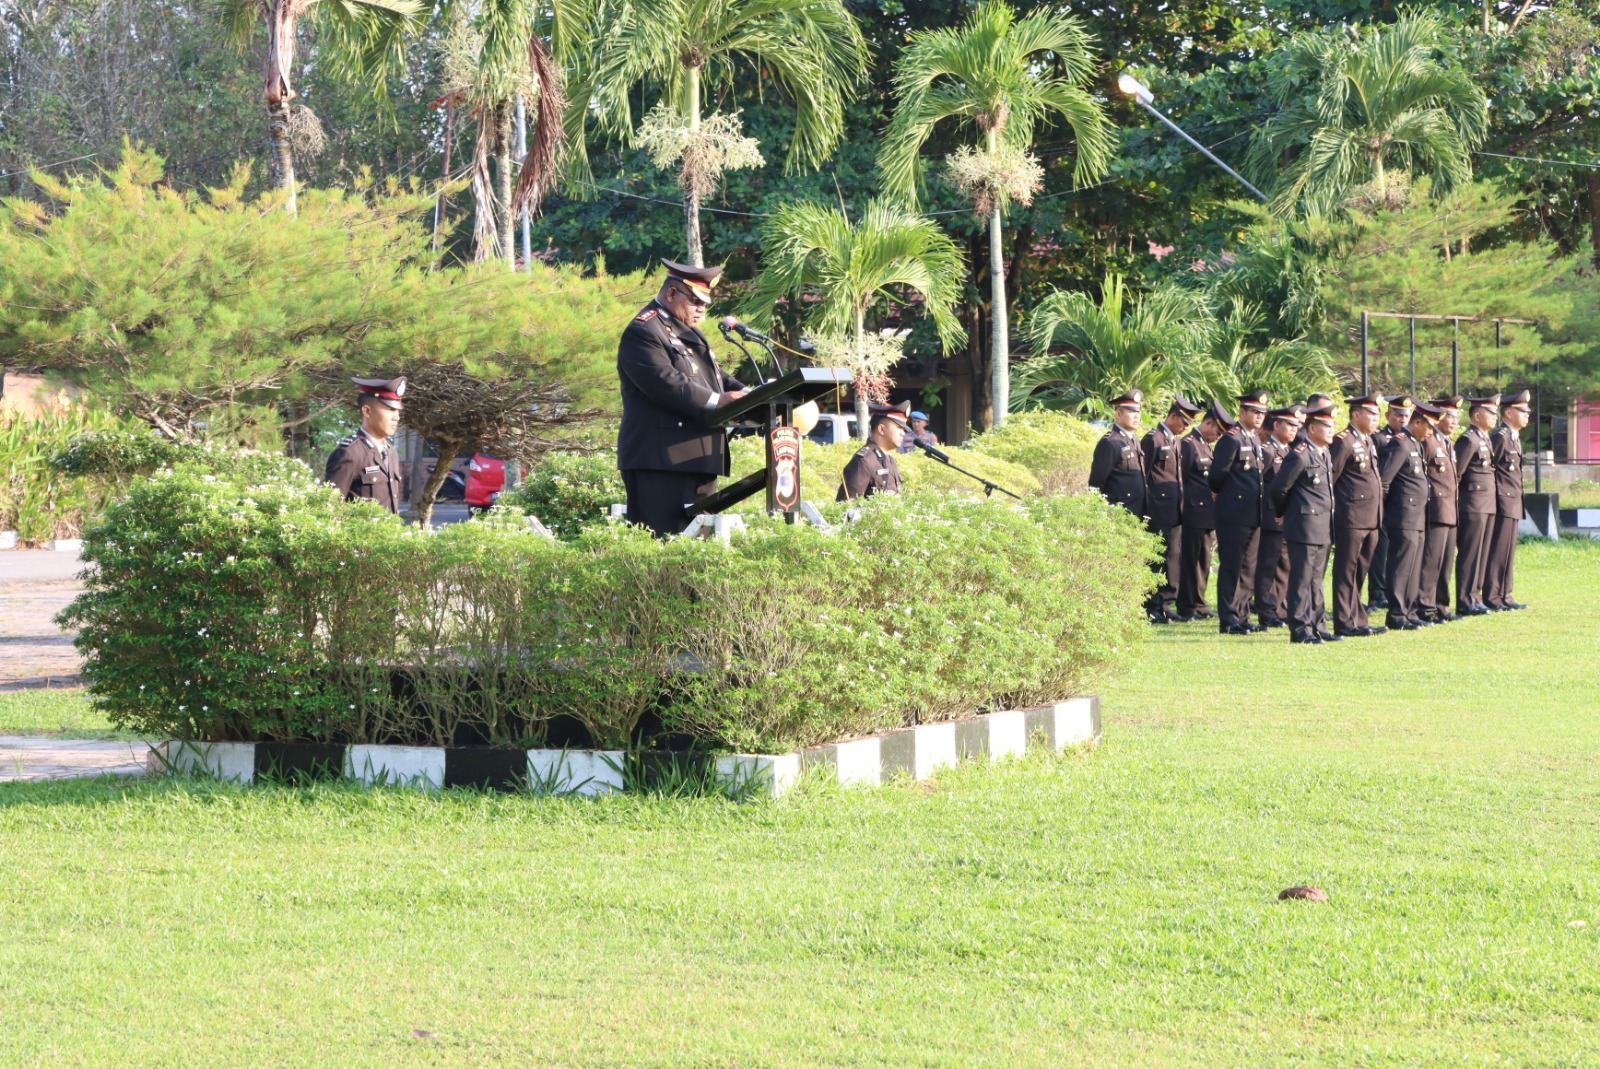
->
[0,688,123,737]
[2,539,1598,1067]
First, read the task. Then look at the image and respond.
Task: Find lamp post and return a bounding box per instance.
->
[1117,73,1268,203]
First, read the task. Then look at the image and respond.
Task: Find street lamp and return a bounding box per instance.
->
[1117,73,1268,203]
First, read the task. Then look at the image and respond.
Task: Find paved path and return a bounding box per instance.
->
[0,549,89,686]
[0,736,150,783]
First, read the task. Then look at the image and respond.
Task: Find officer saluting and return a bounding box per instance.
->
[1454,393,1500,615]
[838,402,910,500]
[1329,394,1385,637]
[1208,389,1270,635]
[1088,389,1148,517]
[1270,404,1338,644]
[325,376,406,513]
[1141,394,1200,624]
[617,259,750,536]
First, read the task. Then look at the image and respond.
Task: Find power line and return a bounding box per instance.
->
[1475,150,1600,170]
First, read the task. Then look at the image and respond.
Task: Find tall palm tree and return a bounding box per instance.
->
[878,1,1115,430]
[1245,11,1489,218]
[218,0,424,214]
[441,0,568,267]
[587,0,869,266]
[1012,275,1213,419]
[740,199,967,438]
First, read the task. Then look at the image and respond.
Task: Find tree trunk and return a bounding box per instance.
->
[1589,171,1600,268]
[432,101,456,260]
[497,103,515,270]
[414,439,466,530]
[684,65,704,266]
[988,203,1009,429]
[853,308,870,440]
[266,100,297,214]
[264,1,298,214]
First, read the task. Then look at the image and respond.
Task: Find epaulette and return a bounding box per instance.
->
[1294,443,1307,453]
[336,434,356,446]
[635,308,659,322]
[1335,429,1349,439]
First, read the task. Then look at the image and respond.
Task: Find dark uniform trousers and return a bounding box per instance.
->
[1328,425,1383,633]
[1176,433,1216,617]
[1270,441,1334,641]
[623,471,717,537]
[1379,431,1429,627]
[1141,424,1184,617]
[1253,437,1293,625]
[1454,425,1497,610]
[1209,429,1265,630]
[1485,424,1524,608]
[1367,424,1402,606]
[1419,434,1459,620]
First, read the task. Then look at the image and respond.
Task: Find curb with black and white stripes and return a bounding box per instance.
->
[152,696,1101,799]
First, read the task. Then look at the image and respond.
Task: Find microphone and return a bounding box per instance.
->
[917,440,950,463]
[719,317,771,343]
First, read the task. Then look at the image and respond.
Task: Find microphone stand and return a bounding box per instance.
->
[719,327,767,387]
[915,441,1023,500]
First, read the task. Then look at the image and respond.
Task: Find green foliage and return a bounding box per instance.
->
[498,451,627,539]
[963,410,1104,496]
[1246,11,1489,218]
[64,468,1145,753]
[0,404,126,542]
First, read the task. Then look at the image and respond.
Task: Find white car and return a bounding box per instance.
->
[805,413,860,446]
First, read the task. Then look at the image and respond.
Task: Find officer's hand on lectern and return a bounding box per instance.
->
[719,389,751,406]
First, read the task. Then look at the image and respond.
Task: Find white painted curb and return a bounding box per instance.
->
[344,744,445,789]
[714,753,801,798]
[527,749,624,796]
[166,740,256,784]
[0,530,17,550]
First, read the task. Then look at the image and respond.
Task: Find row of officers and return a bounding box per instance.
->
[1090,388,1532,645]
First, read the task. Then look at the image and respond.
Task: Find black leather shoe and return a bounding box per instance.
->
[1171,613,1196,623]
[1366,624,1388,636]
[1398,621,1424,631]
[1385,617,1405,631]
[1336,626,1379,638]
[1222,625,1254,636]
[1458,604,1490,616]
[1259,617,1288,629]
[1432,613,1458,624]
[1148,613,1171,625]
[1366,599,1389,612]
[1505,601,1528,610]
[1315,631,1341,642]
[1290,633,1323,645]
[1193,610,1217,620]
[1486,603,1509,612]
[1414,617,1436,627]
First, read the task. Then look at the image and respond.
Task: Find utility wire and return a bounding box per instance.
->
[1474,150,1600,169]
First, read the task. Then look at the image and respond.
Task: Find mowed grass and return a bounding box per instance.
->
[2,540,1598,1067]
[0,688,120,737]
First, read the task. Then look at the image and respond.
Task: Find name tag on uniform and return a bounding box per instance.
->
[364,465,380,473]
[877,469,888,476]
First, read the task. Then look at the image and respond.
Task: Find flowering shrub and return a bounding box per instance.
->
[497,451,627,539]
[65,468,1154,752]
[963,410,1104,496]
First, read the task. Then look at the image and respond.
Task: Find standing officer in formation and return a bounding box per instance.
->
[325,376,406,514]
[1486,390,1532,611]
[838,402,910,500]
[1328,394,1385,637]
[1378,402,1442,631]
[1367,394,1413,611]
[1088,389,1149,519]
[1208,390,1270,634]
[1141,395,1200,623]
[1255,405,1303,629]
[616,259,750,536]
[1454,394,1500,614]
[1175,402,1228,621]
[1269,404,1338,645]
[1419,396,1462,624]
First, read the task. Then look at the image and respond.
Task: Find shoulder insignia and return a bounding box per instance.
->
[336,435,356,446]
[1294,443,1307,454]
[635,308,659,322]
[1335,430,1349,439]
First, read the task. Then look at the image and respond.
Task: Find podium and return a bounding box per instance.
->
[691,366,853,519]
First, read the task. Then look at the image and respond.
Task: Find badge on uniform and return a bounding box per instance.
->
[1311,474,1321,484]
[363,465,380,473]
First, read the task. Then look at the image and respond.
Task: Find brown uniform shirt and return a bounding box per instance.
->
[838,444,903,501]
[325,428,403,513]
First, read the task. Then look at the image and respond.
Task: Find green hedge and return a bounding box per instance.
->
[497,451,626,539]
[964,411,1104,496]
[0,406,125,542]
[65,464,1155,753]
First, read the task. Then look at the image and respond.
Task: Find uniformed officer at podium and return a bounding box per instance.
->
[839,402,911,501]
[616,259,750,536]
[324,376,406,513]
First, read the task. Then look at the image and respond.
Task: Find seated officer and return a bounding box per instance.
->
[839,402,911,501]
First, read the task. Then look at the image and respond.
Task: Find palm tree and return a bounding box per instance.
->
[440,0,569,267]
[878,1,1115,430]
[587,0,869,267]
[218,0,424,213]
[1245,11,1489,218]
[1202,304,1335,404]
[1012,275,1213,419]
[740,199,967,438]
